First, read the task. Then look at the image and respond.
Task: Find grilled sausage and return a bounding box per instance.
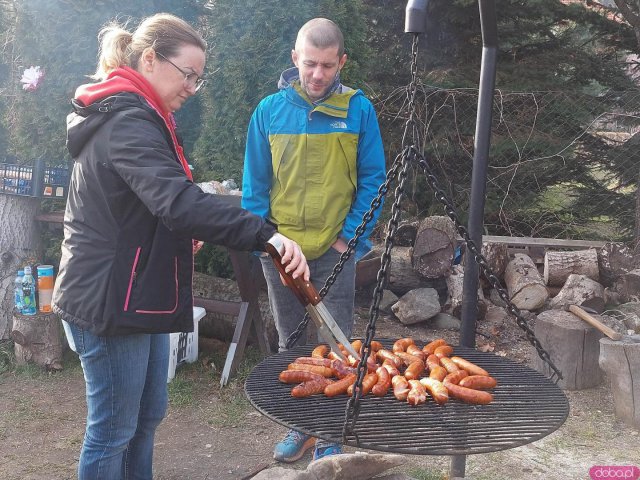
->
[396,351,423,367]
[451,356,490,376]
[382,360,400,377]
[419,377,449,405]
[422,338,447,355]
[428,365,448,382]
[459,375,497,390]
[372,367,391,397]
[392,337,415,353]
[434,345,454,358]
[293,357,333,368]
[404,360,425,381]
[311,345,329,359]
[330,359,356,379]
[425,354,441,371]
[376,349,403,368]
[443,370,469,385]
[444,382,494,405]
[440,357,460,374]
[347,372,378,397]
[287,363,335,378]
[324,373,356,397]
[407,379,427,406]
[351,339,363,354]
[370,340,384,352]
[392,375,410,401]
[406,344,426,360]
[292,377,331,398]
[279,370,326,384]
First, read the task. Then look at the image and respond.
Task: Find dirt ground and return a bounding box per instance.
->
[1,295,639,480]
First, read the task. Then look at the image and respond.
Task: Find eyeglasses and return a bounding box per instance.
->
[156,52,206,92]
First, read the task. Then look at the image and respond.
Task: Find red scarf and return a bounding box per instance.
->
[74,66,193,180]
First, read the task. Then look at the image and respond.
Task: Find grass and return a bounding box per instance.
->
[406,466,447,480]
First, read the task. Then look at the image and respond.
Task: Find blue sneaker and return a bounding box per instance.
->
[273,429,316,463]
[312,442,342,461]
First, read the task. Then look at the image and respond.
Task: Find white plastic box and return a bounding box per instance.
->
[167,306,206,382]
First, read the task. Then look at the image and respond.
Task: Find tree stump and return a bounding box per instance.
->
[443,265,487,319]
[394,221,418,247]
[543,248,599,287]
[548,274,606,312]
[412,216,456,278]
[599,338,640,430]
[0,193,42,340]
[11,311,63,370]
[534,310,603,390]
[504,253,548,310]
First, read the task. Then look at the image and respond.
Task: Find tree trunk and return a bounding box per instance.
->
[394,221,418,247]
[504,253,548,310]
[614,269,640,303]
[387,246,427,295]
[443,265,487,319]
[0,193,42,340]
[548,274,606,312]
[412,216,457,279]
[466,241,509,290]
[12,311,63,370]
[543,248,600,287]
[598,242,636,287]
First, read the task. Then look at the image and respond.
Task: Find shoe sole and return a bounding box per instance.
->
[273,437,316,463]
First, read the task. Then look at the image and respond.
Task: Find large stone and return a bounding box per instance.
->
[379,290,399,313]
[429,312,461,330]
[251,452,406,480]
[391,288,441,325]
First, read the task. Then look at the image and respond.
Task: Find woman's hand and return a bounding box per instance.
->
[269,233,310,282]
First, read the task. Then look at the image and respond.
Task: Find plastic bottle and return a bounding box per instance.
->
[14,269,24,312]
[36,265,55,313]
[21,266,37,315]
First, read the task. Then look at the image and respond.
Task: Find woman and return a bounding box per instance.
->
[52,13,308,480]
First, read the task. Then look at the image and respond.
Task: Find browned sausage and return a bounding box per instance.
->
[406,344,426,360]
[292,378,331,398]
[443,370,469,385]
[444,382,494,405]
[327,351,343,362]
[404,360,425,381]
[324,373,356,397]
[451,356,490,376]
[396,351,423,367]
[434,345,454,358]
[382,360,400,377]
[347,372,379,397]
[376,349,403,368]
[392,375,410,401]
[330,359,355,379]
[459,375,497,390]
[311,345,329,359]
[392,337,415,353]
[425,354,441,371]
[293,357,333,368]
[370,340,384,352]
[279,370,326,384]
[419,377,449,405]
[351,339,363,354]
[407,379,427,406]
[287,363,335,378]
[372,367,391,397]
[428,365,447,382]
[440,357,460,374]
[422,338,447,355]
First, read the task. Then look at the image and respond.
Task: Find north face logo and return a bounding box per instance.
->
[330,121,347,129]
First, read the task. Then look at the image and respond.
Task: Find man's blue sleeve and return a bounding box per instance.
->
[242,102,272,219]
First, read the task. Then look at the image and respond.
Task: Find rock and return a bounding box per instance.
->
[429,312,461,330]
[617,302,640,333]
[391,288,441,325]
[252,452,405,480]
[379,290,399,313]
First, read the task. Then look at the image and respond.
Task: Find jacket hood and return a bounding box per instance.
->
[66,93,146,158]
[277,67,352,103]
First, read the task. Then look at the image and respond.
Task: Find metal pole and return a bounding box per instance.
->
[453,1,498,477]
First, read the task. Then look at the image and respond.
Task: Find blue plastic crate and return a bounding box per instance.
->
[0,164,33,196]
[42,166,70,198]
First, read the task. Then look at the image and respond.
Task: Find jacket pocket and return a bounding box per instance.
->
[123,246,179,314]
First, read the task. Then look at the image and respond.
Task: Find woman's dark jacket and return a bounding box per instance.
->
[52,92,276,336]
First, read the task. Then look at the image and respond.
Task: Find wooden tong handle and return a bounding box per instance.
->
[265,239,320,307]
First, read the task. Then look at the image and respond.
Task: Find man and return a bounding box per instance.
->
[242,17,386,462]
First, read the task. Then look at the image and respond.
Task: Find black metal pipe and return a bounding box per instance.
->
[459,0,498,349]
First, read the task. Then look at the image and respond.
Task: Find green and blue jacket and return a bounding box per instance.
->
[242,68,386,260]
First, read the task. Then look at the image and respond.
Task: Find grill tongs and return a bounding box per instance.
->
[265,237,360,362]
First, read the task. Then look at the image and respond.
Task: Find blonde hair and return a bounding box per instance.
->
[92,13,206,80]
[295,18,344,57]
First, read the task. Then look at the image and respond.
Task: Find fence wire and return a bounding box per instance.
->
[376,85,640,243]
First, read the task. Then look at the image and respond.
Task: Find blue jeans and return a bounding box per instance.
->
[63,321,169,480]
[260,246,355,352]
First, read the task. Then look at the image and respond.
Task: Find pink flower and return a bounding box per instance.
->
[20,66,44,91]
